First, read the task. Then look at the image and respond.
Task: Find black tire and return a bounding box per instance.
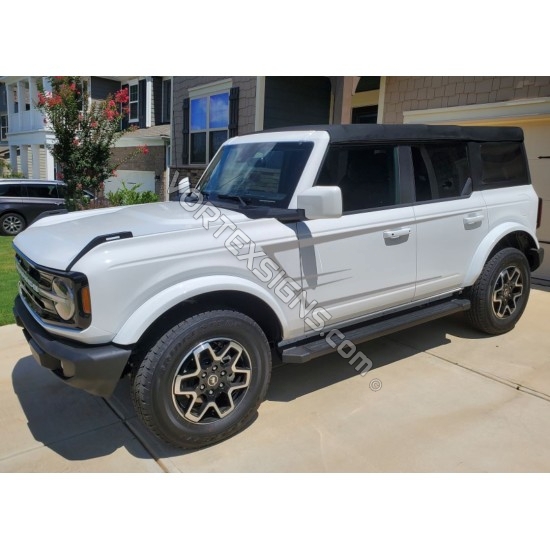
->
[0,212,26,236]
[467,247,531,335]
[131,310,272,449]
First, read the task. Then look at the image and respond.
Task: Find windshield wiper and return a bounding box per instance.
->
[217,194,252,207]
[183,190,208,202]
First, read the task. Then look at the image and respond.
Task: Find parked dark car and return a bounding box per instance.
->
[0,179,94,236]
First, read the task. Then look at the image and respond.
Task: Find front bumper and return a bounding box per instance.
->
[14,295,132,397]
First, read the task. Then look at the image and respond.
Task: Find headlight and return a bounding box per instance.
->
[52,277,76,320]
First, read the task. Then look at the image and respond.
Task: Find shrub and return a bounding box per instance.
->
[107,181,159,206]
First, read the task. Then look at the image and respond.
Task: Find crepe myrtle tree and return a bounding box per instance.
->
[37,77,149,210]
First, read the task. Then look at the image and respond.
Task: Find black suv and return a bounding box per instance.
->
[0,179,81,236]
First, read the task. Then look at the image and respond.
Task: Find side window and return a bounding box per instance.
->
[0,184,24,197]
[26,185,54,198]
[412,143,471,201]
[480,142,529,186]
[317,145,399,213]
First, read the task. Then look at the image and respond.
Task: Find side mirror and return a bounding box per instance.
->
[297,186,342,220]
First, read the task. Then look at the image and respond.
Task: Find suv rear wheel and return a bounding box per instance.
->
[131,310,272,449]
[467,247,531,335]
[0,212,26,236]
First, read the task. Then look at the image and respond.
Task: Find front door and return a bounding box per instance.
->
[299,144,416,331]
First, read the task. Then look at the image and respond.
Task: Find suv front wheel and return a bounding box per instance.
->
[467,247,531,335]
[131,310,272,449]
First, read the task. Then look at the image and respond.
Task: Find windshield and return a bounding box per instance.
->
[196,141,314,208]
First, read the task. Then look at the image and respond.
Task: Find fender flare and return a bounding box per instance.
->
[463,222,539,287]
[112,275,289,346]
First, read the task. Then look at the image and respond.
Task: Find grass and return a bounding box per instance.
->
[0,237,18,326]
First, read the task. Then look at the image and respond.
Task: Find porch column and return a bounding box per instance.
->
[31,144,41,179]
[20,145,29,177]
[45,147,55,180]
[332,76,355,124]
[16,81,25,129]
[9,146,18,175]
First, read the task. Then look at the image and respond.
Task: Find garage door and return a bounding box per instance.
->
[520,122,550,283]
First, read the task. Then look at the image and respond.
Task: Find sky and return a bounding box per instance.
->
[4,1,547,77]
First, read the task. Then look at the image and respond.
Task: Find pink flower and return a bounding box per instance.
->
[91,121,98,128]
[114,88,129,104]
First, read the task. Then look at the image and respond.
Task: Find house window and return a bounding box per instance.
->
[190,91,229,164]
[129,81,139,122]
[0,115,7,141]
[162,79,171,123]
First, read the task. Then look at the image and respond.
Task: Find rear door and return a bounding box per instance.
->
[24,183,65,224]
[410,142,488,299]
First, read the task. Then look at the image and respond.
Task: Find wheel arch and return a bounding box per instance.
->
[464,224,540,287]
[123,290,284,377]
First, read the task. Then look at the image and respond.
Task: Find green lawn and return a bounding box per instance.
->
[0,237,18,326]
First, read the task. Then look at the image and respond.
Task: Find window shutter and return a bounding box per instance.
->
[138,79,147,128]
[153,77,163,126]
[182,97,190,165]
[121,84,129,130]
[229,86,239,138]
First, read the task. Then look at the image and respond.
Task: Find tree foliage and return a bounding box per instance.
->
[37,77,148,210]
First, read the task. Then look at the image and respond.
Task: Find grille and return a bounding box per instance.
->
[16,253,62,323]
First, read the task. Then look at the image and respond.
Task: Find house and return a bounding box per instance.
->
[170,76,550,282]
[0,76,172,198]
[1,82,11,175]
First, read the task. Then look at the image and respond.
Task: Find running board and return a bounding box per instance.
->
[281,298,471,364]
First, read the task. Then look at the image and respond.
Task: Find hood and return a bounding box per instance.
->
[13,201,249,271]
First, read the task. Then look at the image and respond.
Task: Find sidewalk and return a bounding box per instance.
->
[1,288,550,472]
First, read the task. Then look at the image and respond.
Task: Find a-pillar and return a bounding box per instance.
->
[31,144,42,179]
[19,145,29,177]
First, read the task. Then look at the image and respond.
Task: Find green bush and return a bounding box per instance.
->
[107,181,159,206]
[0,158,24,179]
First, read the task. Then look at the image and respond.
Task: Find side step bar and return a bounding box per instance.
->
[281,298,471,364]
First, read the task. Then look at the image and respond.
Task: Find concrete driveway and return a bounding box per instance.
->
[1,288,549,472]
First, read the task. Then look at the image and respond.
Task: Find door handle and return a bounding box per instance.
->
[383,227,411,239]
[463,212,484,226]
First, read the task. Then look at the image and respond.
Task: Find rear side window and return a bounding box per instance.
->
[0,184,24,197]
[480,142,529,186]
[412,143,471,201]
[26,184,57,198]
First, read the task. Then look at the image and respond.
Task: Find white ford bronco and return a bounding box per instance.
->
[13,124,544,449]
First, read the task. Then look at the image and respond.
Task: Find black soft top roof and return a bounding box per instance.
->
[262,124,524,143]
